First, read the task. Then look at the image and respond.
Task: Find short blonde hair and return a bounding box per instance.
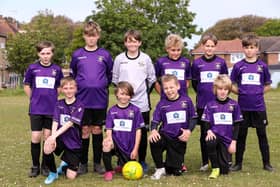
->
[60,76,77,88]
[165,34,184,49]
[161,74,179,86]
[213,74,232,95]
[83,20,101,36]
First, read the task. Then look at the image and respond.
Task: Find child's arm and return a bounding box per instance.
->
[130,129,141,160]
[148,121,161,143]
[186,80,190,88]
[50,121,74,140]
[154,81,161,94]
[23,85,32,98]
[51,121,59,135]
[205,122,216,141]
[228,121,240,154]
[231,83,239,94]
[264,84,271,93]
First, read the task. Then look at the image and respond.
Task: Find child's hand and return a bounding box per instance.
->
[148,130,161,143]
[44,136,56,154]
[130,149,138,160]
[178,128,191,142]
[205,130,216,141]
[228,140,237,154]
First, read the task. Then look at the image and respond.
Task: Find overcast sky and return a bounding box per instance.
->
[1,0,279,48]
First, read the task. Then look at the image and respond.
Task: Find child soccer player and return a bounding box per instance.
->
[112,30,156,172]
[43,77,84,184]
[154,34,191,98]
[230,34,274,172]
[24,41,63,177]
[201,75,243,179]
[191,33,228,171]
[102,81,144,181]
[149,75,197,180]
[70,20,113,174]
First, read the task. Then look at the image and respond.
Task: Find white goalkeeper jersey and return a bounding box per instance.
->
[112,51,156,112]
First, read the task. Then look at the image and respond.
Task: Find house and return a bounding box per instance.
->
[0,15,19,88]
[191,37,280,67]
[191,37,280,88]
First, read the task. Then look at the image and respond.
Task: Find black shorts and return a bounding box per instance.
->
[81,108,106,126]
[241,111,268,128]
[54,138,82,171]
[196,108,204,126]
[30,114,52,131]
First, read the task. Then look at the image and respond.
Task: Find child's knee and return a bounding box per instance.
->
[66,169,77,179]
[82,126,90,138]
[102,140,113,152]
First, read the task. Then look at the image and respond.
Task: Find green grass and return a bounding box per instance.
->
[0,88,279,187]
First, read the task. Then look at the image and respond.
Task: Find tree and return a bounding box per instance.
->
[67,0,200,60]
[255,19,280,36]
[6,10,75,76]
[204,15,268,40]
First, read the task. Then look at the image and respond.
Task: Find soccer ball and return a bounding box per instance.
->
[122,161,143,180]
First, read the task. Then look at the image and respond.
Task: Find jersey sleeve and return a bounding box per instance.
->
[135,108,145,129]
[70,104,84,126]
[105,108,114,129]
[112,56,121,85]
[70,53,78,78]
[263,63,272,85]
[55,67,64,88]
[221,60,229,75]
[191,60,199,81]
[105,52,114,85]
[23,65,33,85]
[146,56,157,88]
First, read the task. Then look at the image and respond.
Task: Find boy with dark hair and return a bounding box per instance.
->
[112,29,156,173]
[43,77,84,184]
[191,33,228,171]
[102,81,144,181]
[24,41,63,177]
[230,34,274,172]
[70,20,113,174]
[202,75,242,179]
[149,75,197,180]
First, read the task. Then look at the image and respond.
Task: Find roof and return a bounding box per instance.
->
[191,38,243,55]
[191,37,280,55]
[0,16,18,37]
[259,36,280,53]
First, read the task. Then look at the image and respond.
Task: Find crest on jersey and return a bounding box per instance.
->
[180,62,186,68]
[52,69,57,76]
[129,110,134,118]
[98,56,104,62]
[181,101,187,108]
[229,105,234,112]
[138,61,145,67]
[215,63,221,70]
[257,65,263,72]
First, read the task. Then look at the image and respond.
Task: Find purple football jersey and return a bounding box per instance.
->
[152,95,197,139]
[155,56,191,98]
[105,103,145,157]
[192,55,228,109]
[202,98,243,148]
[53,99,84,150]
[230,59,272,111]
[24,61,63,115]
[70,47,113,109]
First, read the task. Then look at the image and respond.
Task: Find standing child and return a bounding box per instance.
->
[149,75,197,180]
[202,75,243,179]
[154,33,191,98]
[230,34,274,172]
[191,33,228,171]
[24,41,63,177]
[70,20,113,174]
[102,81,144,181]
[112,30,156,172]
[43,77,85,184]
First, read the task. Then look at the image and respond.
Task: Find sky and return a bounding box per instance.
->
[1,0,280,48]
